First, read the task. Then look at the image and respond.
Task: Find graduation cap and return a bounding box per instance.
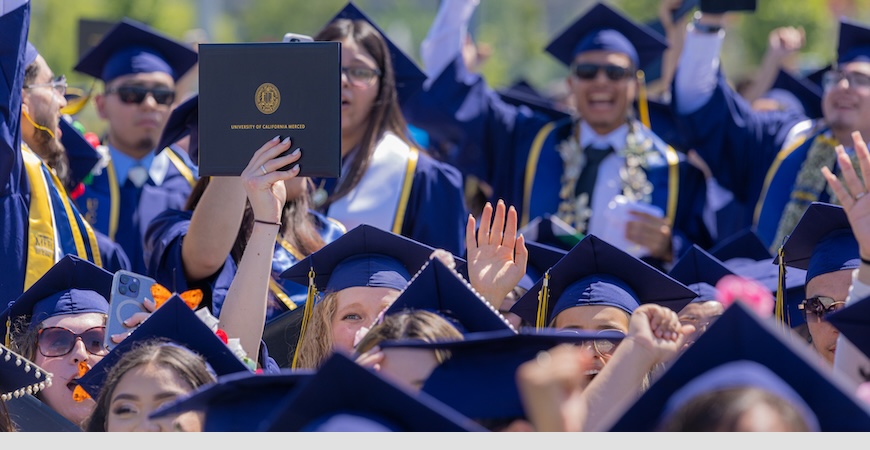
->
[827,294,870,361]
[668,245,735,302]
[496,79,571,121]
[1,255,111,345]
[608,301,870,431]
[545,2,667,69]
[0,343,51,401]
[517,240,567,291]
[804,64,832,91]
[517,214,583,251]
[510,235,696,329]
[758,69,823,119]
[383,258,515,335]
[4,393,82,432]
[698,0,757,13]
[837,18,870,65]
[322,2,427,106]
[148,369,315,432]
[156,94,198,161]
[77,18,116,61]
[76,295,252,399]
[74,18,197,83]
[24,41,38,67]
[779,202,856,285]
[259,352,486,432]
[708,227,772,263]
[380,328,621,423]
[59,118,100,188]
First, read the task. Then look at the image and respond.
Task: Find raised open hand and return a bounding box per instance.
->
[465,200,528,310]
[822,131,870,261]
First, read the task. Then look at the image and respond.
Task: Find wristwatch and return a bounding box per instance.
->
[691,11,723,34]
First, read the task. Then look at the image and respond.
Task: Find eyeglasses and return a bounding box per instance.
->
[24,74,67,97]
[822,70,870,91]
[558,329,625,358]
[105,85,176,106]
[341,66,381,87]
[570,63,634,81]
[37,326,108,358]
[679,313,721,333]
[798,296,846,321]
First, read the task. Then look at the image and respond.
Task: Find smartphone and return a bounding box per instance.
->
[282,33,313,43]
[105,270,155,350]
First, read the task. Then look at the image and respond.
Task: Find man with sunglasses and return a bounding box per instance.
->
[72,19,199,274]
[407,0,711,271]
[0,1,112,301]
[673,10,870,254]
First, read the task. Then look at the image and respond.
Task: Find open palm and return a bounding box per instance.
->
[466,200,528,309]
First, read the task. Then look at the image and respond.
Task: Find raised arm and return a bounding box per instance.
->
[465,199,527,310]
[181,176,247,280]
[217,136,300,364]
[740,26,806,104]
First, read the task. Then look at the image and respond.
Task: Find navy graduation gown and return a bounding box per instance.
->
[404,57,711,266]
[144,208,345,321]
[75,146,197,274]
[670,72,814,248]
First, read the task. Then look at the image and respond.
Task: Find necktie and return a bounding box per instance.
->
[127,165,149,188]
[575,145,613,201]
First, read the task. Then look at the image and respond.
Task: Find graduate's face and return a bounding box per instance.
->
[552,305,630,377]
[339,38,380,146]
[33,312,106,427]
[377,347,440,391]
[21,56,67,146]
[804,270,850,366]
[332,286,399,353]
[105,362,205,432]
[822,61,870,135]
[96,71,175,157]
[567,50,636,135]
[678,300,724,349]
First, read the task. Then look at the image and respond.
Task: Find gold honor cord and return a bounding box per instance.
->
[523,121,558,227]
[636,70,650,129]
[775,245,788,330]
[536,271,551,330]
[291,267,318,369]
[392,148,419,234]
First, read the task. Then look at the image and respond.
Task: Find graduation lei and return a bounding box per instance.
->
[555,119,656,233]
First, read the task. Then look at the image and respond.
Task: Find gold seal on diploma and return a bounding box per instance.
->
[255,83,280,114]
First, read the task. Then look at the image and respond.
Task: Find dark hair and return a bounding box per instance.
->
[84,339,216,432]
[658,386,812,432]
[313,18,415,208]
[184,177,325,265]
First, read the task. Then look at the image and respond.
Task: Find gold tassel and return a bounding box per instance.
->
[536,271,550,330]
[775,244,787,330]
[636,70,651,129]
[291,267,317,369]
[5,317,10,348]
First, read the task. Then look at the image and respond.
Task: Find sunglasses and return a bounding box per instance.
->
[105,85,176,106]
[570,63,634,81]
[37,326,108,358]
[798,296,846,320]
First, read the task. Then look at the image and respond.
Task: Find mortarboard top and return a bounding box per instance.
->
[280,224,459,295]
[545,2,668,69]
[698,0,757,13]
[149,369,315,432]
[383,258,515,335]
[725,258,808,327]
[73,18,197,83]
[608,301,870,431]
[827,294,870,361]
[323,2,427,106]
[259,352,486,432]
[77,295,251,398]
[779,202,857,285]
[4,393,82,432]
[804,64,832,91]
[77,18,115,61]
[24,41,38,66]
[517,214,583,252]
[838,18,870,65]
[759,69,823,119]
[1,255,111,341]
[668,244,735,292]
[496,79,571,121]
[517,240,568,291]
[156,93,198,160]
[59,118,100,188]
[0,343,51,401]
[708,227,772,263]
[380,328,622,422]
[509,235,696,328]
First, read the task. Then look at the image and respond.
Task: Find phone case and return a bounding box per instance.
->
[105,270,155,350]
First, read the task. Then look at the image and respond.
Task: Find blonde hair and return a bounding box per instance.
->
[294,292,339,370]
[354,309,463,363]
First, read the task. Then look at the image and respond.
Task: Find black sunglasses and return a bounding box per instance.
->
[106,85,176,106]
[571,63,634,81]
[798,296,846,320]
[37,326,108,358]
